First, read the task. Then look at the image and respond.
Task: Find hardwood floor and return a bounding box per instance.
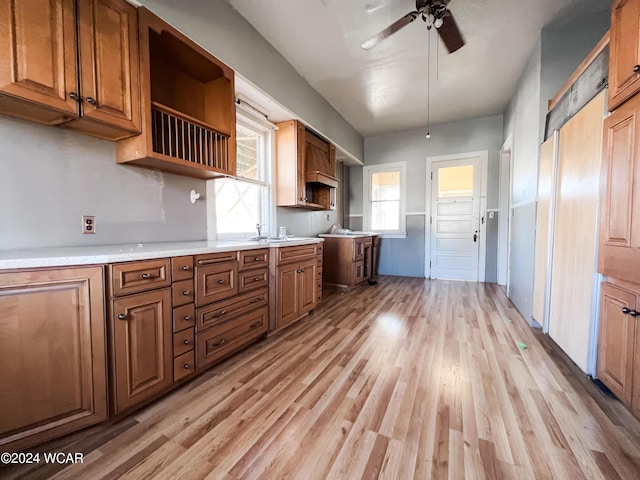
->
[3,277,640,479]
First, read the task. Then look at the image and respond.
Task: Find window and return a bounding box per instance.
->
[211,109,274,239]
[363,162,407,237]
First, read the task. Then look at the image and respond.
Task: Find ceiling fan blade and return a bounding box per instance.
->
[437,12,465,53]
[361,11,418,50]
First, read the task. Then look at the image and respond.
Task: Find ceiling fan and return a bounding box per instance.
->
[361,0,465,53]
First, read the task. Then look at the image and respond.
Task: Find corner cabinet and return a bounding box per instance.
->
[0,0,141,140]
[609,0,640,110]
[276,120,338,210]
[116,8,236,179]
[0,267,108,453]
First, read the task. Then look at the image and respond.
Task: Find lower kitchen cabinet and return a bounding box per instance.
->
[597,281,640,415]
[110,288,172,414]
[0,266,107,452]
[321,235,376,288]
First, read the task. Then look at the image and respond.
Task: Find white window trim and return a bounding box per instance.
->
[362,161,407,238]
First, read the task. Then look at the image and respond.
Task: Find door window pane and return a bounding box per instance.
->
[438,165,474,198]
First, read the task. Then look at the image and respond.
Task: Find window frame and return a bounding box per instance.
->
[362,161,407,238]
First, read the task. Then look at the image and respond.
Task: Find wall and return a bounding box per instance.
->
[139,0,363,162]
[349,114,504,280]
[0,117,207,250]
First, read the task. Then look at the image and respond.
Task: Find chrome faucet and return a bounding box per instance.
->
[256,223,265,238]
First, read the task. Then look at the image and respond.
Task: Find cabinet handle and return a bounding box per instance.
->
[300,268,305,273]
[630,310,639,317]
[117,313,127,320]
[254,277,261,282]
[211,337,227,347]
[68,92,80,101]
[183,315,192,321]
[181,265,191,271]
[141,273,151,279]
[85,96,97,106]
[254,257,261,261]
[622,307,631,314]
[182,290,191,296]
[250,297,261,304]
[250,321,263,329]
[183,339,190,345]
[183,363,191,369]
[214,309,227,318]
[634,65,640,73]
[218,280,225,285]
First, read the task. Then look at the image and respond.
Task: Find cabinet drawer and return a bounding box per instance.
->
[196,261,238,307]
[172,279,195,307]
[171,256,194,281]
[239,249,269,270]
[110,259,170,297]
[197,288,268,332]
[195,251,237,266]
[173,327,195,358]
[316,266,323,278]
[173,303,195,332]
[276,244,318,265]
[238,268,269,293]
[173,351,195,382]
[316,256,323,267]
[196,307,268,369]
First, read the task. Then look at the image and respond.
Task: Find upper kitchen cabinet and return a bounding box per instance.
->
[276,120,338,210]
[609,0,640,110]
[0,0,141,140]
[116,8,236,179]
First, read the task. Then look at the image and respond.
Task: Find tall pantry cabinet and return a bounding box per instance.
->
[597,0,640,420]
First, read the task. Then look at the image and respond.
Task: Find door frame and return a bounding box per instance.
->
[498,134,513,289]
[425,150,488,281]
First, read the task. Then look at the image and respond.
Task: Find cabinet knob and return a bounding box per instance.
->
[183,363,191,369]
[183,339,190,345]
[634,65,640,73]
[141,273,151,279]
[181,265,191,271]
[630,310,639,317]
[183,315,192,321]
[254,277,261,282]
[182,290,191,296]
[254,257,261,261]
[218,280,225,285]
[622,307,631,314]
[68,92,80,101]
[85,96,97,106]
[117,313,127,320]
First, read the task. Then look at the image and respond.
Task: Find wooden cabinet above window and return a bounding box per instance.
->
[609,0,640,110]
[0,0,141,140]
[116,8,236,179]
[275,120,338,210]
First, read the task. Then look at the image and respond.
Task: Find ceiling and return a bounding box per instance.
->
[227,0,608,138]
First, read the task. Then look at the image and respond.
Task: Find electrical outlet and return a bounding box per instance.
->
[82,215,96,234]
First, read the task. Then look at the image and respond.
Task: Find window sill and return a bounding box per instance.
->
[378,232,408,239]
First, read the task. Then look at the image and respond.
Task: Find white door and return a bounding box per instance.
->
[430,158,481,281]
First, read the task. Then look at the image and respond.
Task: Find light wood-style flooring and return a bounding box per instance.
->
[3,277,640,479]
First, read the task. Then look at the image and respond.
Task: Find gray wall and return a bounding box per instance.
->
[503,4,610,324]
[0,0,364,251]
[349,114,504,280]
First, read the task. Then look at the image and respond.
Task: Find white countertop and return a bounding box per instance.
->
[318,232,377,238]
[0,238,323,269]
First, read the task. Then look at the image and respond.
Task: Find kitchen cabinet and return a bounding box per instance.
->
[322,235,376,288]
[116,8,236,179]
[194,250,268,370]
[0,0,141,140]
[0,266,107,452]
[109,258,173,414]
[609,0,640,110]
[269,244,319,331]
[597,281,640,417]
[171,256,196,382]
[598,92,640,285]
[275,120,338,210]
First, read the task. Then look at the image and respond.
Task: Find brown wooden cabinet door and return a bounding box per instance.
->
[298,259,317,316]
[609,0,640,110]
[599,94,640,283]
[0,267,107,452]
[296,122,307,206]
[76,0,140,132]
[354,238,365,261]
[111,289,172,414]
[277,263,299,327]
[196,261,238,307]
[597,283,637,406]
[363,244,372,280]
[633,319,640,418]
[0,0,78,124]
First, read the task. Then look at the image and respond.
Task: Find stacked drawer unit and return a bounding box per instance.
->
[195,249,269,369]
[170,256,196,382]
